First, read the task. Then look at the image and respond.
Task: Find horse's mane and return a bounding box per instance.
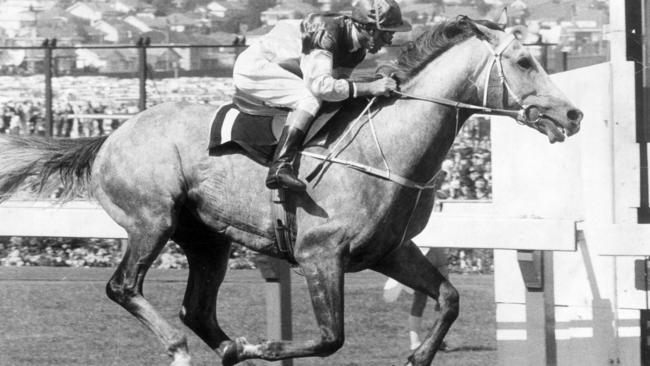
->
[378,16,504,83]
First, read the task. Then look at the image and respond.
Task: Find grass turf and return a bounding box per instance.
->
[0,267,495,366]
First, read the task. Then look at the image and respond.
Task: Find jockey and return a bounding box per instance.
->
[233,0,411,191]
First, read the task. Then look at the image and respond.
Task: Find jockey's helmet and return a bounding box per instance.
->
[351,0,412,32]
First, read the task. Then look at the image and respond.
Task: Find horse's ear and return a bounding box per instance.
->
[494,7,507,29]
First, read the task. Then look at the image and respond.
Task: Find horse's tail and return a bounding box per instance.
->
[0,134,109,202]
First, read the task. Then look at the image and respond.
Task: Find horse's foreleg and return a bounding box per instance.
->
[221,255,345,366]
[106,230,191,366]
[177,240,232,353]
[372,241,459,366]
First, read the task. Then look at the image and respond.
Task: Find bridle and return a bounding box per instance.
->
[302,32,543,191]
[300,31,550,256]
[299,30,553,260]
[394,33,544,131]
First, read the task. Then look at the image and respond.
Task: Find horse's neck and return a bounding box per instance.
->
[373,42,485,184]
[404,42,485,105]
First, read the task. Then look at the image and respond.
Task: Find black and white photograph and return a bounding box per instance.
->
[0,0,638,365]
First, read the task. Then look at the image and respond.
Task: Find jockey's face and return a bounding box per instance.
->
[359,26,394,54]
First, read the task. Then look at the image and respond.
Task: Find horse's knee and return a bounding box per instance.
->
[106,278,125,303]
[440,282,459,321]
[106,277,137,304]
[315,335,344,357]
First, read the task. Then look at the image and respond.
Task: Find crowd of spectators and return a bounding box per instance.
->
[1,100,135,137]
[0,75,234,137]
[0,235,491,273]
[0,237,122,267]
[0,236,256,270]
[449,249,492,274]
[437,116,492,201]
[0,75,493,271]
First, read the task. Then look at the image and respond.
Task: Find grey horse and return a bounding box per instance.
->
[0,17,582,366]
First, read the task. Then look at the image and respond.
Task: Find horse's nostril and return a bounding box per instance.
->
[567,109,583,122]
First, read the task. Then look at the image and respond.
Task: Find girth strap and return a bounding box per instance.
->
[301,151,437,190]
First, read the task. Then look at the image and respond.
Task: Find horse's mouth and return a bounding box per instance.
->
[537,117,569,144]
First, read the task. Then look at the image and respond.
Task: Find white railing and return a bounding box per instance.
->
[0,200,126,239]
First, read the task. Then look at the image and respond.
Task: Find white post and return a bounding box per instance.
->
[256,255,293,366]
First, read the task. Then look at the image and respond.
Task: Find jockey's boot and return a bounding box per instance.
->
[266,125,307,191]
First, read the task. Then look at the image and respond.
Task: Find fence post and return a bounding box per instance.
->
[43,38,54,137]
[137,37,149,111]
[513,250,557,366]
[561,48,570,71]
[234,35,245,60]
[255,255,293,366]
[541,44,548,70]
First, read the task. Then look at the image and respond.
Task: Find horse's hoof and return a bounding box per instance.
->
[221,337,248,366]
[221,342,239,366]
[170,352,192,366]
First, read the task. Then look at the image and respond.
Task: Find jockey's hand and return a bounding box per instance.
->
[354,76,399,98]
[369,76,398,97]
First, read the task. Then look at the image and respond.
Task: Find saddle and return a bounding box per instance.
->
[208,91,346,264]
[208,89,342,165]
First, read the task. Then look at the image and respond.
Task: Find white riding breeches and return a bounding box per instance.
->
[233,44,321,116]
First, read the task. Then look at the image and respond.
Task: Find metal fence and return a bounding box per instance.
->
[0,37,246,136]
[0,37,607,137]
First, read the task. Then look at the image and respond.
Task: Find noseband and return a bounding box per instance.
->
[395,33,544,129]
[481,34,544,127]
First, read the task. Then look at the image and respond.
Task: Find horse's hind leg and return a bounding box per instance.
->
[106,225,191,366]
[372,240,459,366]
[175,235,232,356]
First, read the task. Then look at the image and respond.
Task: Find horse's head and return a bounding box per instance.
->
[386,16,582,143]
[474,21,583,143]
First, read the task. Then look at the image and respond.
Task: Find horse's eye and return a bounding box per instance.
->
[517,58,533,70]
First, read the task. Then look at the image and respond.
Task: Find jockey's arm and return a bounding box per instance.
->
[301,50,351,102]
[301,50,397,100]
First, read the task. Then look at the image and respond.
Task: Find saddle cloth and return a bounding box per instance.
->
[208,102,342,165]
[208,102,328,264]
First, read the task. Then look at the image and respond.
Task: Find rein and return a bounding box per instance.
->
[302,33,539,191]
[394,34,544,130]
[302,97,439,190]
[299,32,537,250]
[301,98,436,250]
